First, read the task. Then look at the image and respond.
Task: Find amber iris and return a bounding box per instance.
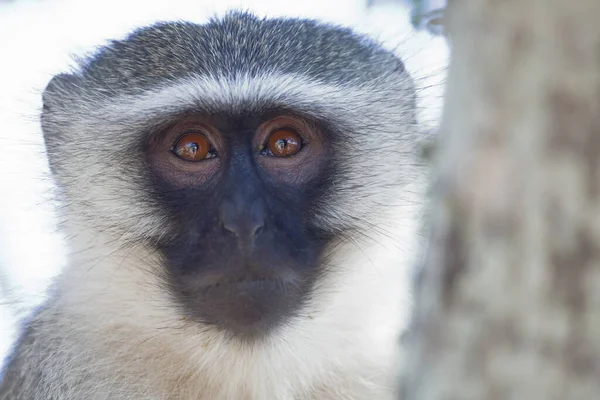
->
[267,130,302,157]
[173,133,211,161]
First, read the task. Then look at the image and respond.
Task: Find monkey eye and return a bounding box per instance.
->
[262,129,302,157]
[173,133,216,162]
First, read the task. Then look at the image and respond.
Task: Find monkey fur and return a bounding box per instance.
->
[0,12,425,400]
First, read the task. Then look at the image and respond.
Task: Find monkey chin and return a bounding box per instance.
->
[183,277,305,340]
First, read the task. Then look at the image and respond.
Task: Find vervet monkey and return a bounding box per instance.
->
[0,11,425,399]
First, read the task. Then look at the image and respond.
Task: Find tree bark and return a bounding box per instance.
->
[403,1,600,399]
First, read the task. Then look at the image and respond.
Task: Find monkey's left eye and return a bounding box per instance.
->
[173,133,216,162]
[262,129,303,157]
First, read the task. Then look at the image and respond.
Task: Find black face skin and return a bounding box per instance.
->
[145,111,334,339]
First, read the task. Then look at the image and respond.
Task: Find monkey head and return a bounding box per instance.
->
[40,12,421,341]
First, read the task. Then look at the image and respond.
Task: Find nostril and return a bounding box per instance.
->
[251,222,265,237]
[222,222,239,237]
[221,220,265,238]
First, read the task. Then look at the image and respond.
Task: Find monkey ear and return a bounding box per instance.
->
[41,73,77,147]
[42,73,75,111]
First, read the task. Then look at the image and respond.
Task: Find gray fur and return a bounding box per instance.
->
[0,11,425,400]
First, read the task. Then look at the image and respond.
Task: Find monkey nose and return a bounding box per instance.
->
[219,201,266,242]
[222,219,264,239]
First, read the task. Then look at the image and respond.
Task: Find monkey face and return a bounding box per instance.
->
[40,13,419,343]
[144,112,334,338]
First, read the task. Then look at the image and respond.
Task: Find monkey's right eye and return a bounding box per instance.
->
[173,133,216,162]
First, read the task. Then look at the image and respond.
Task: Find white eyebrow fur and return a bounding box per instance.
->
[79,72,415,129]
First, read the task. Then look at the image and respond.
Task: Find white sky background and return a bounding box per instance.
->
[0,0,448,361]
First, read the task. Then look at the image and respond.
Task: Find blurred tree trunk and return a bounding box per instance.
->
[403,0,600,399]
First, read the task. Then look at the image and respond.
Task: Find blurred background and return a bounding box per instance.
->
[0,0,448,362]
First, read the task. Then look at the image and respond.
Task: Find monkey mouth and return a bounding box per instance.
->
[179,273,306,339]
[196,270,300,289]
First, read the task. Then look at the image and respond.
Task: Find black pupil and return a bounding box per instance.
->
[275,139,287,151]
[185,142,199,154]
